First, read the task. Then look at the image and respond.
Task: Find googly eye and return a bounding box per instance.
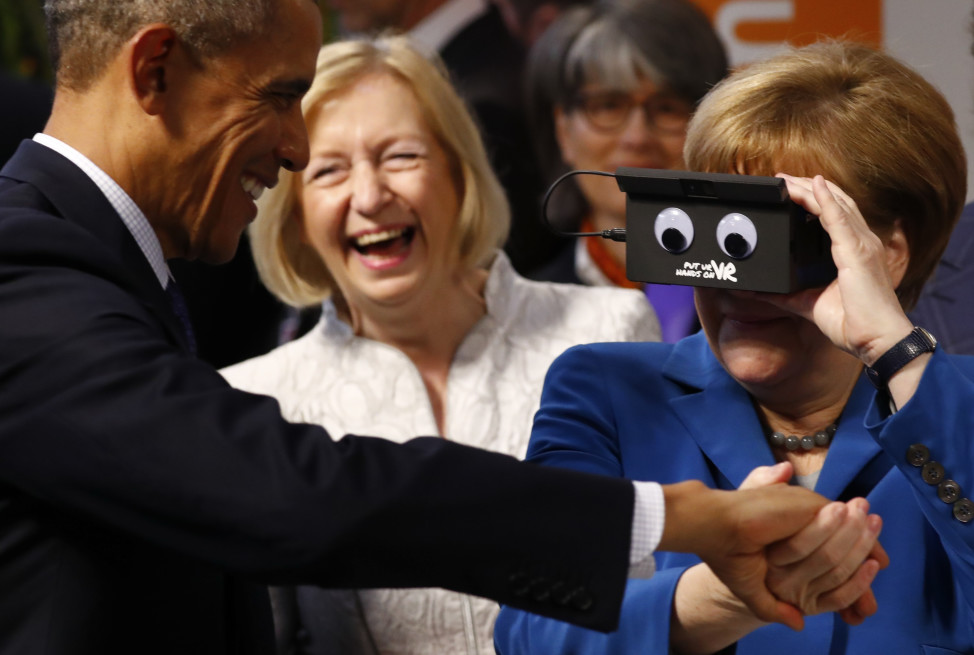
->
[716,213,757,259]
[654,207,693,254]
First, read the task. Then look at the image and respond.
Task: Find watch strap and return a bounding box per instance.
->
[866,326,937,389]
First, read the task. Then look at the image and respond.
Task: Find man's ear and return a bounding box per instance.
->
[129,24,177,115]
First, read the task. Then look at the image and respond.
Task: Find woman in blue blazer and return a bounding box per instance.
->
[496,41,974,655]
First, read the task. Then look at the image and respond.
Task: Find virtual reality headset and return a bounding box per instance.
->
[616,168,837,293]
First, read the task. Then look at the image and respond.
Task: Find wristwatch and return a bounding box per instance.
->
[866,326,937,388]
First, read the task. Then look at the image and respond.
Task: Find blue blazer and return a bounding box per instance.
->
[496,333,974,655]
[0,141,638,654]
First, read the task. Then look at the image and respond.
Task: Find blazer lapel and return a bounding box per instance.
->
[813,375,886,500]
[1,141,191,352]
[662,336,887,498]
[663,336,778,489]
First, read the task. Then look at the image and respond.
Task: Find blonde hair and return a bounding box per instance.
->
[252,35,510,307]
[685,40,966,310]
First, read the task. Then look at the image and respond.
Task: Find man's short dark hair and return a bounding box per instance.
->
[44,0,276,90]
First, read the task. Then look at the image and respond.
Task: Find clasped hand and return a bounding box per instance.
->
[665,468,887,647]
[743,462,888,628]
[666,468,887,655]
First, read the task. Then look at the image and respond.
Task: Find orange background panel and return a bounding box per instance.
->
[690,0,882,49]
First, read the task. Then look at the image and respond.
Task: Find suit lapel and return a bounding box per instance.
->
[814,375,886,500]
[1,141,191,352]
[663,336,777,489]
[662,336,886,498]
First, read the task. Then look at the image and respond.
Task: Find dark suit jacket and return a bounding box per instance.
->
[169,235,286,368]
[0,141,633,654]
[439,4,563,276]
[909,201,974,355]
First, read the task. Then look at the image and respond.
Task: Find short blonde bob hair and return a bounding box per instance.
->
[685,40,967,310]
[251,35,511,308]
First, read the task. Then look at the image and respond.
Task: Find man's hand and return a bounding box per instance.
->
[658,474,882,630]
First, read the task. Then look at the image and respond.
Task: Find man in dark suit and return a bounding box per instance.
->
[328,0,564,276]
[0,1,863,652]
[909,202,974,354]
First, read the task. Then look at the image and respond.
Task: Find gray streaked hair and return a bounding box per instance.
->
[561,16,660,101]
[543,0,727,109]
[526,0,727,226]
[44,0,275,89]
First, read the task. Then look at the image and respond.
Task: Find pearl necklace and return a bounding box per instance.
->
[769,423,838,452]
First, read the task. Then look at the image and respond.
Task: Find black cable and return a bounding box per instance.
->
[541,169,628,242]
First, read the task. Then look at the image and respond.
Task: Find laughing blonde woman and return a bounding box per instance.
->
[221,35,659,655]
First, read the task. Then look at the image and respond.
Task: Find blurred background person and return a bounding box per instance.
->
[325,0,561,277]
[0,0,52,166]
[0,70,52,165]
[525,0,727,343]
[496,40,972,655]
[908,201,974,354]
[908,5,974,354]
[221,35,660,655]
[493,0,594,47]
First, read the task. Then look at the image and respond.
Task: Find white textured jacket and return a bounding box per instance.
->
[221,251,660,655]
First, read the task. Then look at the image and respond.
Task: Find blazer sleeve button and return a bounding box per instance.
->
[907,444,930,467]
[953,498,974,523]
[938,479,961,504]
[550,581,572,606]
[921,461,945,485]
[508,571,530,597]
[568,587,595,612]
[529,577,551,603]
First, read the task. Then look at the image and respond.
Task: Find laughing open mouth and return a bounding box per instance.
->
[350,226,417,257]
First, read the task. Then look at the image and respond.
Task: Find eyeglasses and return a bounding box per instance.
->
[571,90,692,135]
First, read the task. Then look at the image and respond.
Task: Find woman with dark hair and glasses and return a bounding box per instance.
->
[525,0,727,342]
